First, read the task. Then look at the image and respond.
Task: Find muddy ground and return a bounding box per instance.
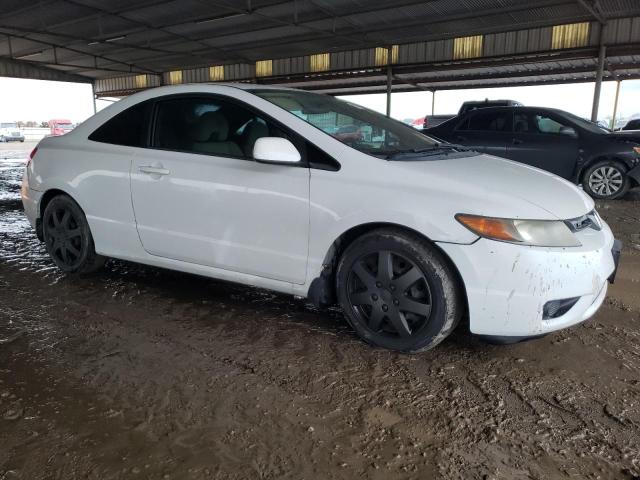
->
[1,141,639,480]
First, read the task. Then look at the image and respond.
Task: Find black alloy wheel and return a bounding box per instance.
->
[45,205,83,268]
[42,195,105,273]
[336,228,462,352]
[347,250,432,338]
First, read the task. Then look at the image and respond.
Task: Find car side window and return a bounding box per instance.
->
[89,102,150,147]
[152,97,289,159]
[513,113,532,133]
[533,114,571,135]
[459,111,510,132]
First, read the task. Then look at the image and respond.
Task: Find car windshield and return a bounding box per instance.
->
[251,89,438,157]
[0,123,17,128]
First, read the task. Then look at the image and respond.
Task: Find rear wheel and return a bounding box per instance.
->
[42,195,105,274]
[336,228,462,352]
[582,160,630,199]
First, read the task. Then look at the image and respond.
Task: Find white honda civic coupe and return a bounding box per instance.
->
[21,84,621,352]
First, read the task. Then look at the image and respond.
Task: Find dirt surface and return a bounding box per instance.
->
[1,142,640,479]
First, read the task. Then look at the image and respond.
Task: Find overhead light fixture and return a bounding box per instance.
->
[87,41,100,46]
[105,35,126,42]
[196,12,246,24]
[15,51,44,59]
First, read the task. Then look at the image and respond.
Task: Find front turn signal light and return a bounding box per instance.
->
[455,214,521,242]
[455,214,581,247]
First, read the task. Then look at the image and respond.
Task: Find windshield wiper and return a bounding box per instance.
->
[386,143,468,159]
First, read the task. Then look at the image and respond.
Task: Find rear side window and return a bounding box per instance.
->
[460,111,510,132]
[89,102,149,147]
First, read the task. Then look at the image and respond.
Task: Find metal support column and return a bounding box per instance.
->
[92,82,97,114]
[386,67,392,117]
[591,25,607,122]
[431,90,436,115]
[611,80,621,129]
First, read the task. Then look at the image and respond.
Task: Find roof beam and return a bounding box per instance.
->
[575,0,607,24]
[175,0,581,57]
[59,0,254,63]
[0,23,221,68]
[0,28,155,74]
[190,0,381,48]
[0,55,91,83]
[160,0,574,51]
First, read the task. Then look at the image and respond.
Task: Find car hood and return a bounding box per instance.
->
[390,154,594,220]
[607,131,640,143]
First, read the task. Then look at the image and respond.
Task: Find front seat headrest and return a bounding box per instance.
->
[191,111,229,142]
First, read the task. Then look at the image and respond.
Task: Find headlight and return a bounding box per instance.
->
[455,214,581,247]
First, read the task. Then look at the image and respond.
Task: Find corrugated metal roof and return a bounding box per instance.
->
[1,0,638,78]
[0,0,638,91]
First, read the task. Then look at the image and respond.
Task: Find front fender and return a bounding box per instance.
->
[628,164,640,185]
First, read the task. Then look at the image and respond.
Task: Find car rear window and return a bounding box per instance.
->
[89,102,150,147]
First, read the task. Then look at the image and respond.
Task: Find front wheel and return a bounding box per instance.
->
[42,195,105,274]
[582,160,630,199]
[336,228,463,352]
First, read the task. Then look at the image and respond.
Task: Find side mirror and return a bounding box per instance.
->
[559,126,577,137]
[253,137,301,165]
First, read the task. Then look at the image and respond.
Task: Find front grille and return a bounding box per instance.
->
[564,210,601,232]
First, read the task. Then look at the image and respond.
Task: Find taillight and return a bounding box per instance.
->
[26,146,38,168]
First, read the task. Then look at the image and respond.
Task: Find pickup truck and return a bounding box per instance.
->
[423,99,523,129]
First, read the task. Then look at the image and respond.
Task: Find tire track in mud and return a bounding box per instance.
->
[3,261,640,479]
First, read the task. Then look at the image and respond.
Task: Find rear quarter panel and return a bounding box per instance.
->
[28,135,143,258]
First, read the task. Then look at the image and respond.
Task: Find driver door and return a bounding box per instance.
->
[507,111,579,179]
[129,95,310,285]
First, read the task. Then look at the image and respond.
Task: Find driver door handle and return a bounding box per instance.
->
[139,165,170,176]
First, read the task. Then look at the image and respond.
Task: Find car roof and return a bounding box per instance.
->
[463,105,569,116]
[463,99,519,104]
[203,82,299,92]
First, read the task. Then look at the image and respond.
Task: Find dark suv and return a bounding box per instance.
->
[425,106,640,199]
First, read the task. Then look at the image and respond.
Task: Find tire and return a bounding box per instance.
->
[336,228,462,352]
[582,160,630,200]
[42,195,105,274]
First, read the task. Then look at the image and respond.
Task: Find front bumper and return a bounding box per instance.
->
[438,222,616,337]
